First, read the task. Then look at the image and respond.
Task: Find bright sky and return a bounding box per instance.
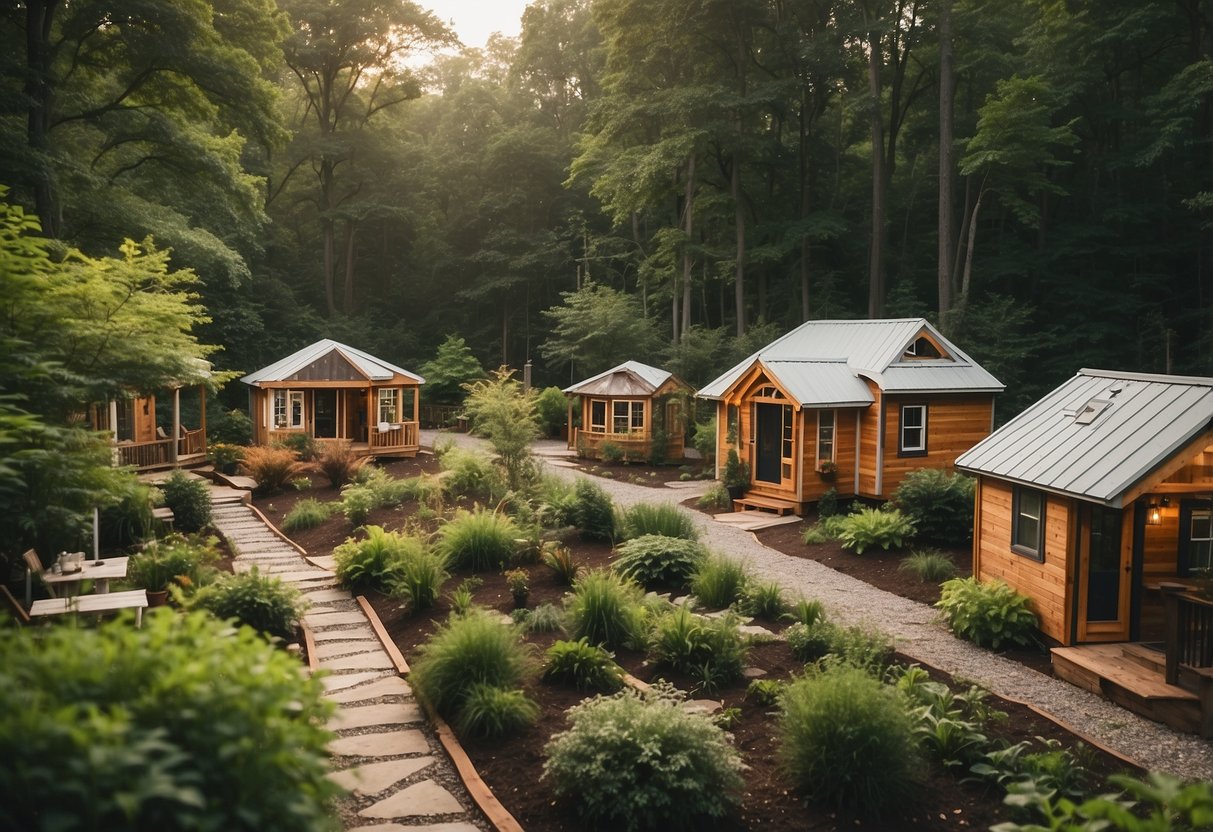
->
[420,0,532,49]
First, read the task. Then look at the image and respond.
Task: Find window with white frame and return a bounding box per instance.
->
[612,400,644,434]
[1011,486,1046,561]
[899,404,927,455]
[1187,508,1213,573]
[589,400,607,433]
[378,388,400,425]
[817,410,835,465]
[273,390,305,429]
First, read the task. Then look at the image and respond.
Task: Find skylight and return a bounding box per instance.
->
[1073,398,1112,425]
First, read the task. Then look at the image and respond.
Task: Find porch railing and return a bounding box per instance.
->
[571,428,685,461]
[114,430,206,469]
[1163,587,1213,685]
[371,421,419,450]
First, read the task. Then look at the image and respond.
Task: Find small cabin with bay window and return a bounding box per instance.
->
[697,318,1002,515]
[242,339,424,458]
[565,361,693,463]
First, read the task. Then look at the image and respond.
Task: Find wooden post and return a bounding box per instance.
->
[199,384,207,455]
[366,386,373,446]
[567,400,574,449]
[170,387,180,466]
[1161,583,1185,685]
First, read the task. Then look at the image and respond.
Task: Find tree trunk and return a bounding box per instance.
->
[341,220,357,315]
[958,185,986,312]
[937,0,956,327]
[25,0,60,237]
[322,220,337,315]
[679,153,696,343]
[867,27,886,318]
[800,89,812,321]
[733,150,747,336]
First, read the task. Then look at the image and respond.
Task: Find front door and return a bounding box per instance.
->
[314,390,338,439]
[755,403,783,484]
[1079,504,1131,641]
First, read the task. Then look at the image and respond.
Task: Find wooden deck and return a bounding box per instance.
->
[732,493,798,516]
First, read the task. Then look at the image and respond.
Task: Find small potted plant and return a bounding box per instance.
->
[127,549,171,606]
[504,568,530,609]
[817,460,838,481]
[722,448,751,500]
[207,442,245,475]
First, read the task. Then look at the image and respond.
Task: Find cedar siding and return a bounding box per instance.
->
[880,393,995,498]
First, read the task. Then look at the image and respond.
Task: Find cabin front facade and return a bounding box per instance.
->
[956,369,1213,736]
[565,361,692,463]
[697,319,1002,515]
[87,365,211,471]
[242,340,423,458]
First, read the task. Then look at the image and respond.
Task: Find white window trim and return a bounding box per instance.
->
[817,410,836,468]
[273,389,305,430]
[899,404,927,454]
[1011,486,1046,561]
[588,399,607,433]
[378,388,400,426]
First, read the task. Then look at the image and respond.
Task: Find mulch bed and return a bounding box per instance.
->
[569,457,713,487]
[251,463,1130,832]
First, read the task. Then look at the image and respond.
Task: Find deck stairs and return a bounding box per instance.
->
[1051,643,1204,735]
[732,493,798,516]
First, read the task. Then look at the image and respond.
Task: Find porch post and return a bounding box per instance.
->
[107,400,119,442]
[567,400,574,450]
[199,384,207,454]
[366,386,374,445]
[170,387,180,465]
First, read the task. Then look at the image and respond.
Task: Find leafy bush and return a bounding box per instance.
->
[817,486,839,518]
[566,569,648,650]
[698,483,732,510]
[535,475,579,528]
[99,479,155,547]
[891,468,975,544]
[242,445,309,494]
[388,546,449,613]
[439,446,500,501]
[206,442,245,473]
[455,683,539,739]
[738,580,787,618]
[573,478,616,541]
[721,448,750,489]
[543,685,744,830]
[209,408,253,446]
[899,549,958,582]
[542,543,582,585]
[281,497,333,532]
[746,678,786,707]
[127,533,219,593]
[543,638,624,691]
[690,555,749,609]
[437,507,521,571]
[600,441,625,463]
[785,621,835,662]
[409,610,533,719]
[0,612,338,830]
[332,525,418,591]
[160,469,212,533]
[313,441,365,488]
[937,577,1038,649]
[522,602,566,634]
[649,607,748,693]
[779,664,919,814]
[784,597,826,628]
[802,513,850,544]
[535,386,568,438]
[785,618,892,672]
[619,502,699,541]
[836,507,916,554]
[338,484,378,526]
[612,534,707,589]
[274,431,317,461]
[338,467,412,524]
[188,568,304,641]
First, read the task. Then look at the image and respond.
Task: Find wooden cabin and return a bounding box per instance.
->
[697,318,1002,515]
[88,378,209,471]
[242,340,424,458]
[565,361,693,463]
[956,369,1213,736]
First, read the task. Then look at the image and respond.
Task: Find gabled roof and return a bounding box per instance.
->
[563,361,686,397]
[241,339,424,386]
[955,369,1213,506]
[698,318,1003,404]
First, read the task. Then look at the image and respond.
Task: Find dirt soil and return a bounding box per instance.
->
[569,457,713,487]
[252,465,1127,832]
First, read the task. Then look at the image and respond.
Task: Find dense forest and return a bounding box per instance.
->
[3,0,1213,418]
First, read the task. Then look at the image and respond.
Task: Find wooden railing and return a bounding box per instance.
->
[116,439,174,469]
[1163,587,1213,685]
[371,421,419,450]
[180,427,206,457]
[572,429,685,462]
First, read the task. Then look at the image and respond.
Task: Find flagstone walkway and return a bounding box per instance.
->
[209,494,487,832]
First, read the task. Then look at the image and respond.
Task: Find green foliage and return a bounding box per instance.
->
[437,507,521,571]
[438,446,501,501]
[698,483,732,510]
[567,569,648,650]
[535,474,579,528]
[243,445,309,494]
[535,386,569,437]
[600,441,625,463]
[817,487,839,518]
[543,543,583,585]
[543,638,625,691]
[420,335,484,404]
[613,534,707,589]
[409,611,533,719]
[891,469,976,545]
[543,685,744,830]
[337,467,412,525]
[522,602,567,634]
[619,502,699,541]
[779,664,920,814]
[388,546,449,614]
[900,549,959,583]
[693,417,717,464]
[786,620,892,672]
[690,555,749,609]
[0,612,337,831]
[282,498,334,532]
[721,448,750,489]
[127,534,219,593]
[937,577,1039,650]
[313,441,366,489]
[160,470,212,533]
[210,409,253,446]
[785,621,834,663]
[206,442,246,473]
[891,665,994,773]
[573,477,616,541]
[649,607,748,693]
[447,577,482,618]
[98,478,156,548]
[333,525,422,591]
[737,580,788,619]
[540,282,662,378]
[455,683,539,739]
[461,367,540,491]
[188,568,305,641]
[836,508,916,554]
[784,598,827,628]
[275,432,318,462]
[746,678,786,707]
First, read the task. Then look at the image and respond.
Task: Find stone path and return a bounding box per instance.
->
[209,495,487,832]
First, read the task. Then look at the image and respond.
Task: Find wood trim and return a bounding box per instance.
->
[853,409,862,492]
[245,503,310,557]
[302,619,319,673]
[876,395,886,496]
[356,595,410,675]
[796,408,805,503]
[1121,429,1213,507]
[972,477,983,577]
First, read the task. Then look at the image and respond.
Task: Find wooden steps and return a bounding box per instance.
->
[732,494,798,516]
[1052,643,1201,734]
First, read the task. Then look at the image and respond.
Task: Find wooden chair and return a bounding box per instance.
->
[23,549,54,607]
[1,584,30,626]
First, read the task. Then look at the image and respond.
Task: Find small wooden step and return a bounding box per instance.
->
[1120,642,1167,675]
[733,494,797,516]
[1052,644,1201,735]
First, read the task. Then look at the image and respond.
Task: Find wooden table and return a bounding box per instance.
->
[41,556,129,595]
[29,589,148,627]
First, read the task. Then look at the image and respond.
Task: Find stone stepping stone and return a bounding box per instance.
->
[683,699,723,717]
[358,779,464,818]
[274,570,336,584]
[328,702,423,732]
[315,641,381,660]
[308,555,337,571]
[233,561,303,575]
[328,756,435,796]
[216,520,274,531]
[743,666,768,679]
[739,624,777,640]
[320,651,394,672]
[307,610,367,627]
[321,671,387,692]
[252,561,315,574]
[325,675,411,704]
[312,626,376,642]
[329,729,428,758]
[302,588,352,603]
[351,823,480,832]
[294,579,339,591]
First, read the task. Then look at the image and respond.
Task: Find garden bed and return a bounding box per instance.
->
[569,457,710,487]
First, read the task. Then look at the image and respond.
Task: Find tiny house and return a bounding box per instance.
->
[242,340,424,458]
[565,361,693,463]
[87,369,210,470]
[697,318,1002,514]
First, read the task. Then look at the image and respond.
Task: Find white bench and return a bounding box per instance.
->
[30,589,149,627]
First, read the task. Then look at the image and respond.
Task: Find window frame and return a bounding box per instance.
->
[588,399,607,433]
[817,410,836,467]
[1011,486,1046,562]
[377,388,400,426]
[898,403,928,457]
[273,389,305,429]
[1179,503,1213,576]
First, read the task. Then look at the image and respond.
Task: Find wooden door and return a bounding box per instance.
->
[314,390,338,439]
[1078,504,1132,642]
[755,403,783,484]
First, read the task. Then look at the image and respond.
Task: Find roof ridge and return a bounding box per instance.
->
[1079,368,1213,387]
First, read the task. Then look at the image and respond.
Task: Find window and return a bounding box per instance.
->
[903,336,943,359]
[899,404,927,455]
[1012,487,1046,560]
[610,400,644,434]
[378,388,400,425]
[632,401,645,431]
[817,410,835,466]
[1184,508,1213,574]
[273,390,305,429]
[589,400,607,433]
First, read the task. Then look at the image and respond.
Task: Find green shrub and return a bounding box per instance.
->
[535,386,568,438]
[281,497,333,532]
[786,621,835,662]
[693,416,717,463]
[619,503,698,541]
[409,610,533,719]
[128,533,219,593]
[784,597,826,628]
[338,484,378,526]
[439,446,500,500]
[189,568,304,641]
[649,607,747,693]
[338,467,413,524]
[313,441,365,488]
[388,546,449,613]
[566,569,648,650]
[543,685,744,830]
[332,525,416,590]
[160,470,212,533]
[243,445,309,494]
[785,619,891,672]
[522,602,566,634]
[990,772,1213,832]
[446,577,481,617]
[899,549,958,583]
[274,431,317,461]
[543,638,624,691]
[698,483,732,510]
[455,683,539,738]
[536,475,579,528]
[573,478,616,541]
[690,555,749,609]
[206,442,245,474]
[937,577,1038,649]
[99,479,155,547]
[542,543,582,585]
[779,664,919,814]
[0,612,337,830]
[738,580,788,618]
[746,678,785,707]
[437,507,520,571]
[802,513,850,544]
[817,486,839,518]
[891,468,975,544]
[836,507,916,553]
[612,534,707,589]
[600,441,625,463]
[210,408,253,445]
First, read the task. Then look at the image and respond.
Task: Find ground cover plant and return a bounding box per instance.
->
[900,548,959,583]
[618,502,699,540]
[836,507,916,553]
[890,469,975,545]
[649,606,748,692]
[690,554,750,608]
[282,497,333,531]
[188,567,305,640]
[332,524,418,590]
[437,506,520,571]
[542,638,624,691]
[938,576,1038,649]
[612,533,706,589]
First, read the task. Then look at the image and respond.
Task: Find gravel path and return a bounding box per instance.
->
[425,431,1213,782]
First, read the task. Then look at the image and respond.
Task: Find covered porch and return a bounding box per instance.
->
[89,384,208,471]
